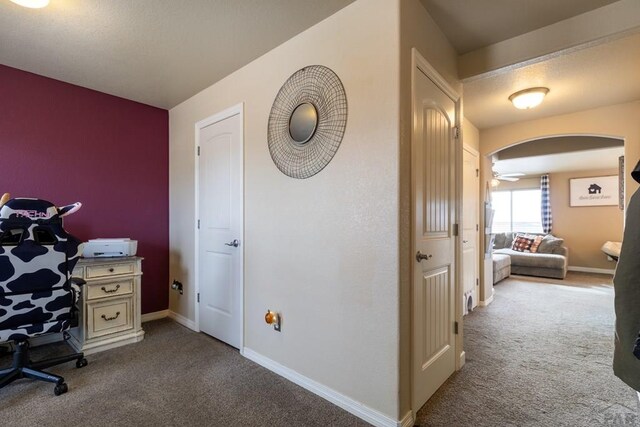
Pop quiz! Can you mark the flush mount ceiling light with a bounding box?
[10,0,49,8]
[509,87,549,110]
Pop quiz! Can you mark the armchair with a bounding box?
[0,196,88,395]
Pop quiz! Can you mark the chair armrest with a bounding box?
[69,277,86,287]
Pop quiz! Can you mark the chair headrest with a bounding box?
[0,198,82,222]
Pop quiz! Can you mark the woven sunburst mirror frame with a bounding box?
[267,65,348,179]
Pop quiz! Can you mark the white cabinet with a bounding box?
[69,257,144,355]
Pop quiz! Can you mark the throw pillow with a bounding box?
[538,235,564,254]
[530,235,544,253]
[512,234,534,252]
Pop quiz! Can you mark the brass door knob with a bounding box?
[265,310,278,325]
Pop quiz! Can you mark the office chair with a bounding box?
[0,196,88,395]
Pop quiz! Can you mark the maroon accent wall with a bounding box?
[0,64,169,314]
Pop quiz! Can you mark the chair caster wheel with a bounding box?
[76,358,88,368]
[54,383,68,396]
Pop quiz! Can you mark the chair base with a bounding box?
[0,339,87,395]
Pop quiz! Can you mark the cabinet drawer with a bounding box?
[86,279,133,301]
[86,262,134,279]
[87,297,132,339]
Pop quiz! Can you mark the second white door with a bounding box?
[197,110,242,349]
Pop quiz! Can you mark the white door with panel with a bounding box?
[198,112,242,349]
[412,67,457,411]
[462,147,479,312]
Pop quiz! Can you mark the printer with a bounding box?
[82,238,138,258]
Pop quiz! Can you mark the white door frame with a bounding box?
[462,144,480,311]
[411,47,463,412]
[194,103,244,353]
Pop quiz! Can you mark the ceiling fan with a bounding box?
[493,171,525,182]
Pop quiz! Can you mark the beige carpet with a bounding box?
[416,272,640,426]
[0,319,367,426]
[1,272,637,426]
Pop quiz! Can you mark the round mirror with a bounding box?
[289,103,318,144]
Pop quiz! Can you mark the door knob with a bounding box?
[225,239,239,247]
[416,251,432,262]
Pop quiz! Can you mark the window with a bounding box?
[492,189,543,233]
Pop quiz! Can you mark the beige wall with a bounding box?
[479,101,640,290]
[480,101,640,205]
[463,118,480,152]
[170,0,401,420]
[399,0,461,417]
[494,172,623,270]
[550,169,623,270]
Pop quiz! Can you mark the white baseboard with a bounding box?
[167,310,198,331]
[243,348,403,427]
[399,410,414,427]
[479,294,494,307]
[459,351,466,368]
[141,309,169,323]
[568,266,615,275]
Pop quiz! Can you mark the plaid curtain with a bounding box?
[541,174,552,233]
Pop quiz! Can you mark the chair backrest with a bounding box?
[0,198,83,339]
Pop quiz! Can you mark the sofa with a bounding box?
[493,232,569,279]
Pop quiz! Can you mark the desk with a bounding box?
[68,257,145,355]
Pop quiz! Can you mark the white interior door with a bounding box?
[462,147,479,312]
[197,110,242,349]
[412,66,457,411]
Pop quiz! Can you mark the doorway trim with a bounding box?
[410,47,463,414]
[462,144,480,314]
[193,102,245,353]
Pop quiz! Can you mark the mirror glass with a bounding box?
[289,103,318,144]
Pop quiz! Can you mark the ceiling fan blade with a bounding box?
[499,172,525,177]
[499,177,520,182]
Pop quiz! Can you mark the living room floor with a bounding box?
[416,272,639,426]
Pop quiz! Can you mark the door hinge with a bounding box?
[476,168,479,177]
[197,219,200,229]
[476,224,479,232]
[197,293,200,303]
[454,321,459,335]
[454,126,460,140]
[476,278,479,287]
[197,146,200,156]
[453,223,459,236]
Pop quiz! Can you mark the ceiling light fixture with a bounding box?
[10,0,49,8]
[509,87,549,110]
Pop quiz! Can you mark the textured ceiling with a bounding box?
[494,147,624,176]
[419,0,620,54]
[463,32,640,129]
[0,0,354,109]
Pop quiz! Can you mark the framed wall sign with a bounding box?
[569,175,618,207]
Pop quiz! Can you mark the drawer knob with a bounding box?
[108,268,115,273]
[101,284,121,294]
[101,311,120,321]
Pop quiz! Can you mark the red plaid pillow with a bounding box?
[530,235,544,253]
[511,234,534,252]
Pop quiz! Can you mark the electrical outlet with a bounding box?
[171,280,183,295]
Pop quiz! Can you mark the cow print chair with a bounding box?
[0,197,88,396]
